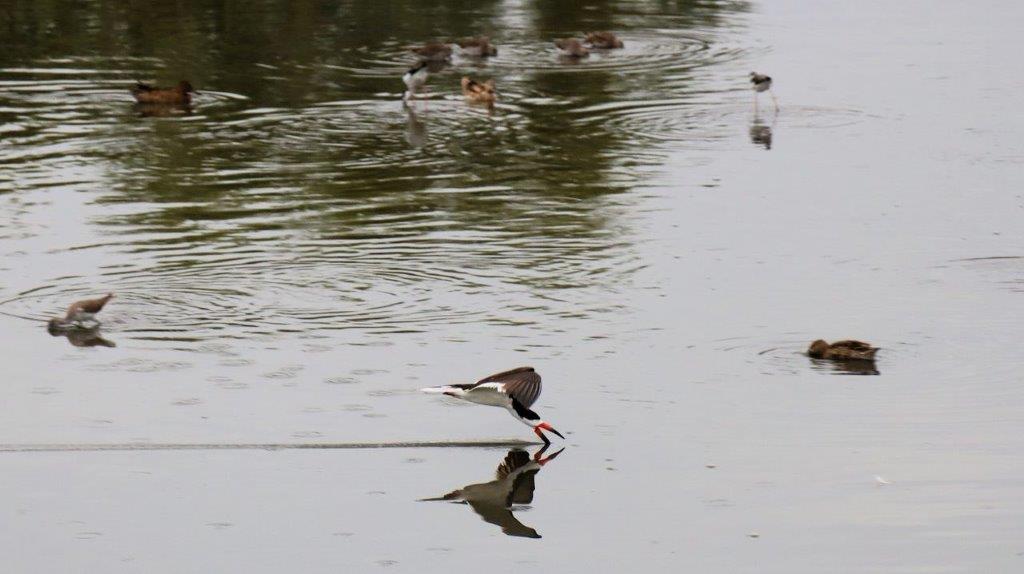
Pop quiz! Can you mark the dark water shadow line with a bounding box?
[0,440,540,453]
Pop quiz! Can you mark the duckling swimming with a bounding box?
[131,80,196,105]
[461,77,497,105]
[47,293,114,331]
[584,31,624,49]
[808,339,879,361]
[456,36,498,57]
[554,38,589,58]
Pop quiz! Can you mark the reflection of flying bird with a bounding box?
[423,447,563,538]
[421,366,565,444]
[47,293,114,331]
[749,72,778,112]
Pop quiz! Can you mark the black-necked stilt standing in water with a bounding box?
[47,292,114,332]
[422,446,563,538]
[749,71,777,112]
[421,366,565,444]
[402,61,431,101]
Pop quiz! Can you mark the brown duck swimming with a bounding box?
[456,36,497,57]
[584,31,624,49]
[411,42,453,62]
[808,339,879,361]
[131,80,196,105]
[461,77,497,105]
[554,38,589,58]
[48,293,114,331]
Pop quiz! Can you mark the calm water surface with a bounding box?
[2,0,1023,572]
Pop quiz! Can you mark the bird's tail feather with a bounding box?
[421,385,459,394]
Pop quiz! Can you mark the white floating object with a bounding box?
[874,475,891,486]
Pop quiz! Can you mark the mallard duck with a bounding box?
[554,38,589,58]
[411,42,453,62]
[131,80,195,105]
[584,31,624,49]
[808,339,879,361]
[47,293,114,331]
[456,36,497,57]
[461,77,497,104]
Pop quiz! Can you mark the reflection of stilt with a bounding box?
[422,446,564,538]
[403,102,427,148]
[748,111,774,150]
[48,325,116,348]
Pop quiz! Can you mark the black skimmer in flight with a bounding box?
[47,293,114,332]
[422,446,563,538]
[421,366,565,444]
[749,71,778,112]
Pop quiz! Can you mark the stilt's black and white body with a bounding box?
[749,71,778,111]
[402,62,431,101]
[421,366,565,444]
[423,446,563,538]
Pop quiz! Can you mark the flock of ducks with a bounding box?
[125,32,779,113]
[401,32,627,104]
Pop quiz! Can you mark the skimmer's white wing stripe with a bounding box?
[474,367,542,408]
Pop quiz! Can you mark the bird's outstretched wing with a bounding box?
[475,366,542,408]
[495,449,531,480]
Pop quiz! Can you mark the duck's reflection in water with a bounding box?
[133,103,193,118]
[749,112,774,150]
[809,357,879,376]
[47,324,116,348]
[423,446,564,539]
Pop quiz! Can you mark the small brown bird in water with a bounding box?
[131,80,196,105]
[461,77,497,105]
[584,31,624,49]
[456,36,498,57]
[808,339,879,361]
[749,71,778,111]
[411,42,453,62]
[48,293,114,331]
[554,38,589,58]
